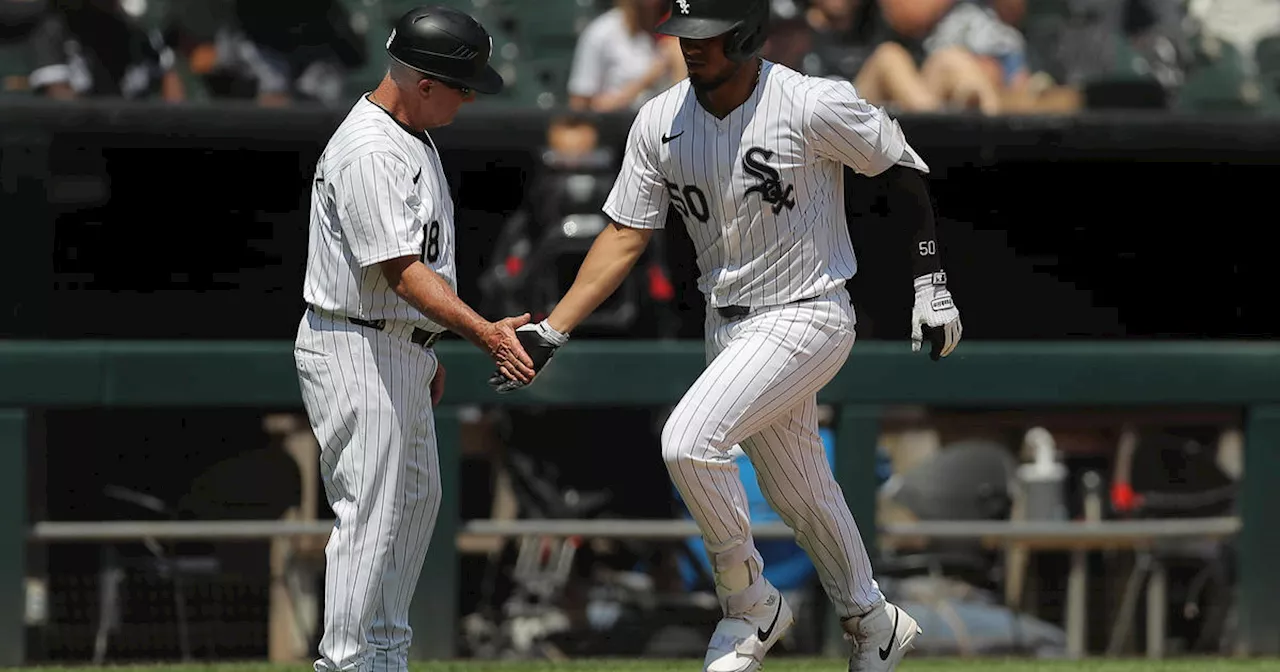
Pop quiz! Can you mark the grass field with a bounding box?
[15,659,1280,672]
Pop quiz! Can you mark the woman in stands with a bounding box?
[567,0,686,113]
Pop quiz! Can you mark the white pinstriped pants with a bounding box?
[295,309,441,672]
[662,288,883,618]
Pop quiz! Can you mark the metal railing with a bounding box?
[28,515,1240,661]
[29,516,1241,543]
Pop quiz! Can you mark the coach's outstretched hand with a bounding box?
[911,272,962,361]
[481,314,539,386]
[488,320,569,393]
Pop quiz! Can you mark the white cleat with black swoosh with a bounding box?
[703,584,794,672]
[843,601,921,672]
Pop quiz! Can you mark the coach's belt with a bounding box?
[715,295,827,320]
[715,305,753,319]
[309,306,443,347]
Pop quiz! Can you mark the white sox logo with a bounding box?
[677,0,691,14]
[743,147,796,214]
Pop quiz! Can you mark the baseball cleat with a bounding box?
[703,584,794,672]
[843,600,921,672]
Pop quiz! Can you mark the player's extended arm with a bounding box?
[381,255,536,383]
[548,222,654,334]
[877,164,962,360]
[487,222,654,393]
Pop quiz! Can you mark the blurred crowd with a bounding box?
[2,0,1279,115]
[0,0,366,105]
[567,0,1280,116]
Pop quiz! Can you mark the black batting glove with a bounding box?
[488,320,568,393]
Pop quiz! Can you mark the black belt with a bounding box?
[714,295,830,320]
[310,306,443,347]
[716,305,753,319]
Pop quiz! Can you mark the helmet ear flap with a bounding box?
[722,17,767,62]
[722,28,742,62]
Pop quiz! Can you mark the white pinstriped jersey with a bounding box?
[302,95,456,333]
[603,60,928,308]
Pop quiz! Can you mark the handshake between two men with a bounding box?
[487,320,569,394]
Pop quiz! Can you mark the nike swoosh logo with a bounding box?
[661,131,684,144]
[756,601,781,642]
[413,168,422,184]
[879,607,900,661]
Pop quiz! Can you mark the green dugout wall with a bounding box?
[0,340,1278,663]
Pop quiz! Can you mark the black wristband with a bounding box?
[877,165,943,278]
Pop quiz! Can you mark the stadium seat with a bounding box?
[1255,34,1280,94]
[1080,37,1169,110]
[480,0,597,59]
[0,39,32,96]
[1176,35,1261,113]
[1251,35,1280,115]
[510,56,573,109]
[91,485,221,664]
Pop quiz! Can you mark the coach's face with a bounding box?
[681,34,736,91]
[416,77,476,128]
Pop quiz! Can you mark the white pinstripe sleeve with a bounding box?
[602,110,670,230]
[335,152,426,267]
[808,80,929,177]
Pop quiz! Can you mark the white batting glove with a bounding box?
[911,272,962,361]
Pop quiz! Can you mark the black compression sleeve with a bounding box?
[878,164,942,278]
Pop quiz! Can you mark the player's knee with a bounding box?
[660,412,703,468]
[660,411,726,472]
[660,415,686,467]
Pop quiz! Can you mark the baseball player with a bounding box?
[490,1,962,671]
[294,7,536,671]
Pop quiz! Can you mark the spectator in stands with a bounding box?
[567,0,686,112]
[761,0,995,113]
[1191,0,1280,66]
[872,0,1010,113]
[28,0,182,101]
[765,0,943,112]
[545,112,605,166]
[880,0,1082,113]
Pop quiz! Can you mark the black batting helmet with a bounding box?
[656,0,770,63]
[386,5,504,94]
